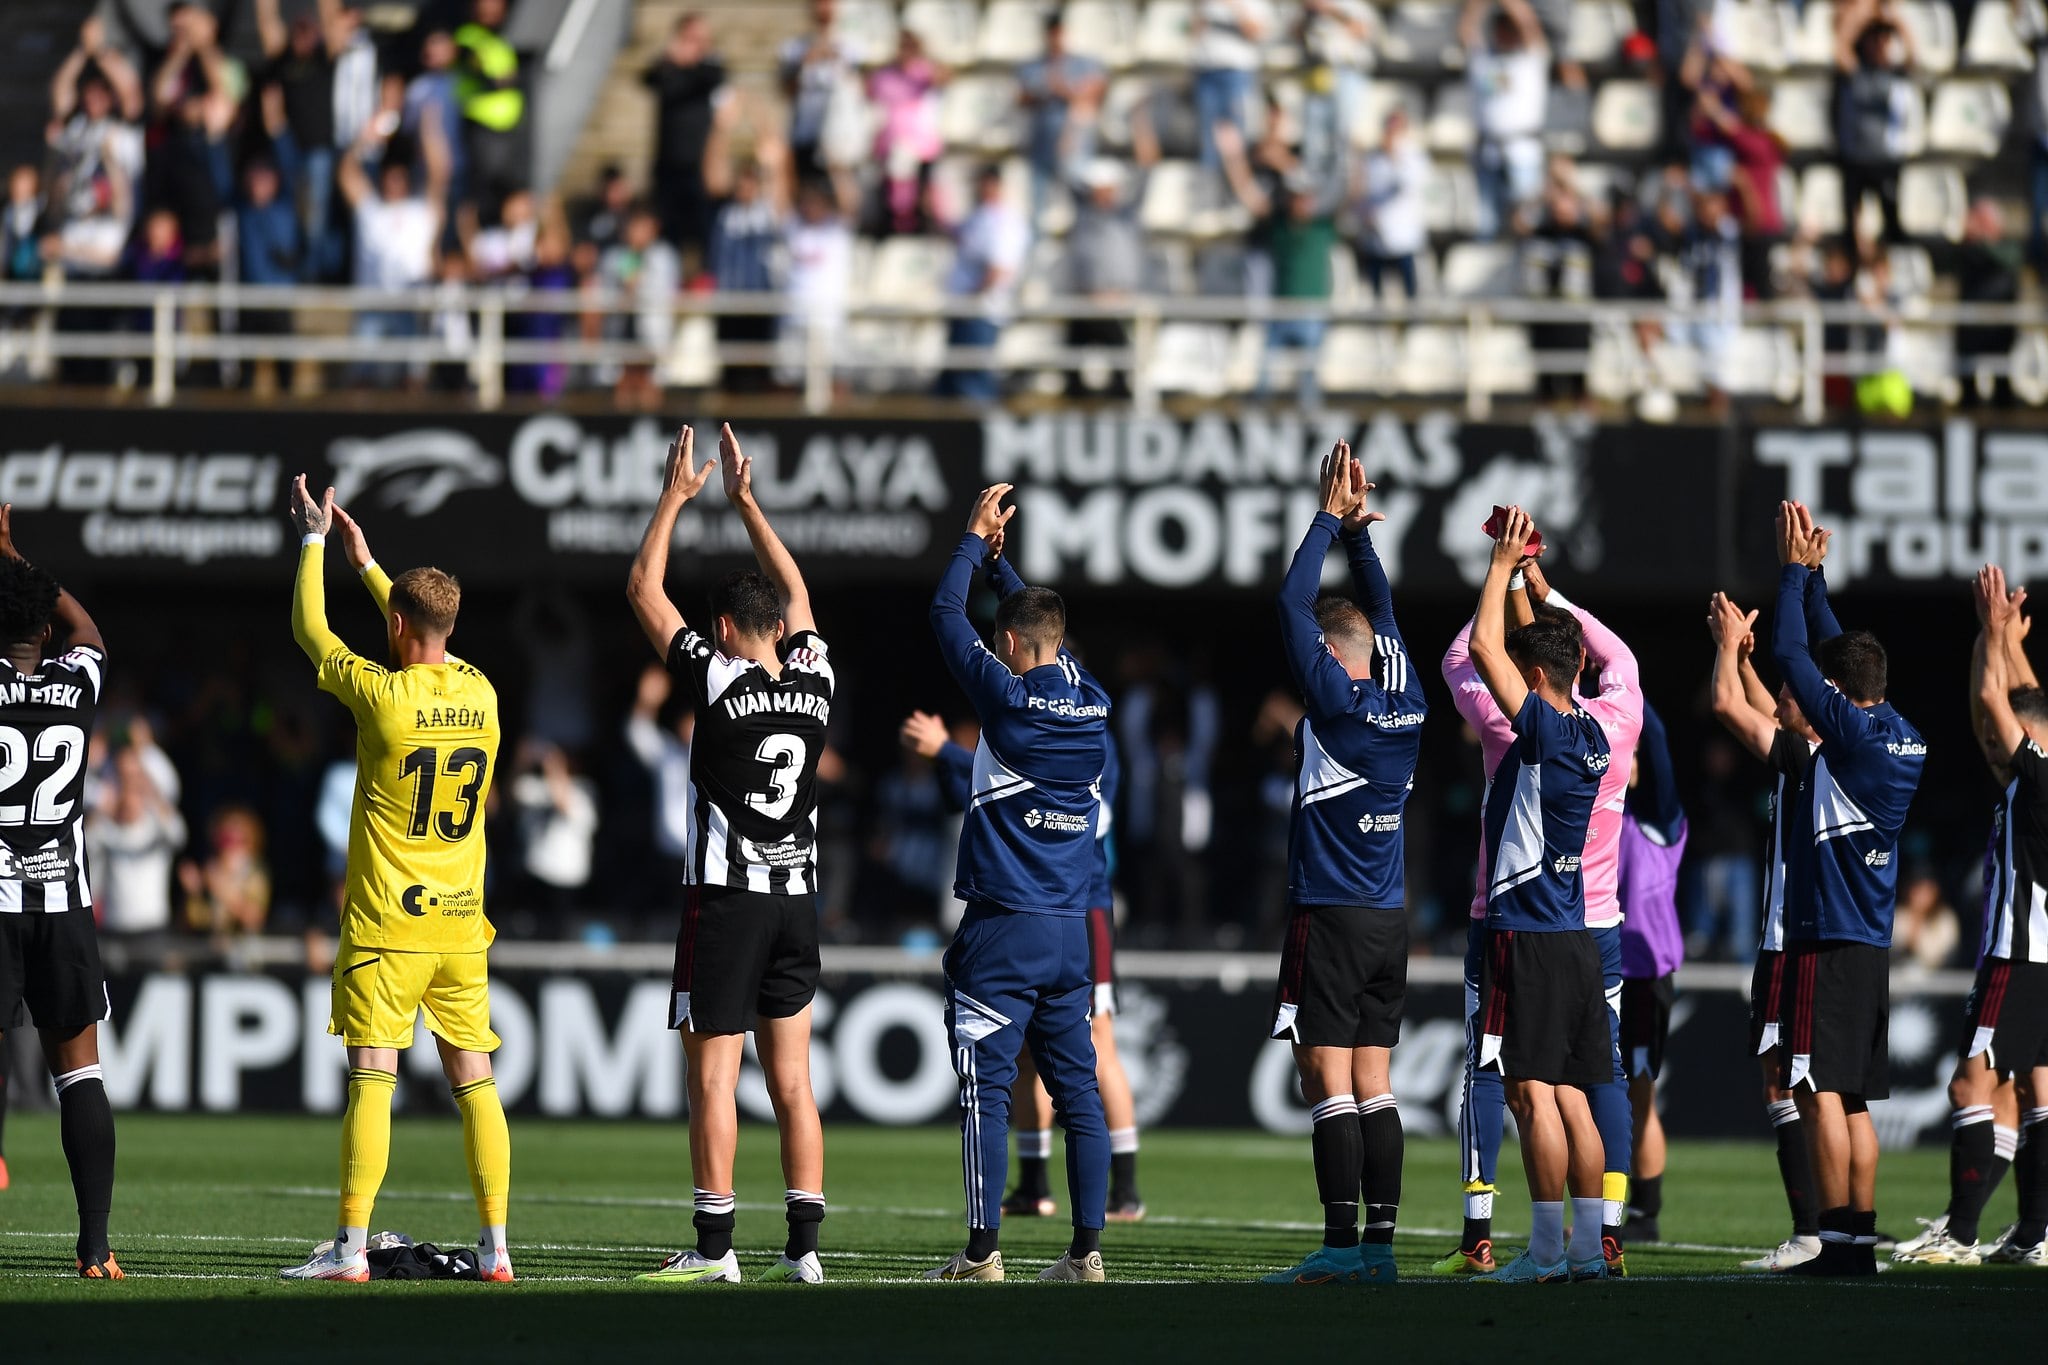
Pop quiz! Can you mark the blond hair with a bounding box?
[390,567,461,637]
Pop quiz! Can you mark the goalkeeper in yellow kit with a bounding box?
[279,475,511,1283]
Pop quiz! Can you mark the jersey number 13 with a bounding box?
[399,745,489,841]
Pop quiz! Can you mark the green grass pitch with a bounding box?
[0,1115,2036,1362]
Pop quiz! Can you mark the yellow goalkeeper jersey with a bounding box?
[293,540,500,954]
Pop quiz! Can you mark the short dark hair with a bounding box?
[1314,597,1373,653]
[1505,619,1582,694]
[0,557,61,647]
[1530,602,1583,650]
[711,570,782,639]
[1818,630,1888,703]
[995,586,1065,654]
[2011,686,2048,727]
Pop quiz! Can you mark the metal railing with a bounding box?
[2,279,2041,420]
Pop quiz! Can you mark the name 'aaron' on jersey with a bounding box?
[667,626,836,894]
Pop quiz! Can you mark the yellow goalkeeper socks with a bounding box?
[453,1076,511,1237]
[339,1068,397,1236]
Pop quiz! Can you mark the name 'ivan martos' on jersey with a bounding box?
[293,541,501,953]
[666,625,834,894]
[932,536,1107,917]
[1277,511,1426,908]
[1771,563,1925,947]
[0,641,103,913]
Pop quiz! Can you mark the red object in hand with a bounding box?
[1482,505,1545,554]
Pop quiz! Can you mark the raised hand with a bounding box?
[899,710,949,759]
[1318,441,1362,521]
[1776,501,1816,568]
[1708,591,1759,654]
[1491,505,1534,571]
[0,503,19,562]
[967,484,1016,541]
[288,474,334,539]
[1976,564,2005,628]
[331,503,373,571]
[662,424,716,505]
[1342,456,1384,533]
[718,422,754,508]
[1522,556,1552,601]
[986,525,1006,561]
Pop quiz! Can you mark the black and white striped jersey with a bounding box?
[1758,730,1818,954]
[666,626,833,894]
[0,644,104,914]
[1984,739,2048,964]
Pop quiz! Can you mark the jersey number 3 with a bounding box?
[746,733,806,820]
[400,745,489,841]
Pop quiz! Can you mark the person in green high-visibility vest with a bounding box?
[454,0,523,219]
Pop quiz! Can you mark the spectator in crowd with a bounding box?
[2021,0,2048,269]
[866,30,947,238]
[1520,161,1596,404]
[780,0,862,177]
[599,201,681,409]
[1299,0,1379,184]
[1681,734,1762,963]
[934,165,1030,401]
[1951,198,2021,406]
[511,221,577,397]
[704,102,781,391]
[1679,19,1753,193]
[779,161,854,391]
[1192,0,1276,172]
[1463,0,1552,240]
[1219,123,1336,407]
[1674,187,1743,409]
[1692,83,1785,297]
[1059,125,1154,398]
[256,0,354,283]
[406,27,468,244]
[338,117,446,386]
[1892,872,1960,971]
[454,0,525,219]
[644,12,727,262]
[471,186,538,281]
[1232,90,1302,298]
[48,17,145,202]
[179,805,272,946]
[86,744,187,949]
[1018,11,1108,222]
[868,736,954,934]
[5,167,45,285]
[511,742,600,917]
[624,664,695,895]
[1835,6,1917,244]
[577,163,636,252]
[1355,108,1429,301]
[233,89,305,394]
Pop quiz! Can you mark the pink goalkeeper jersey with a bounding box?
[1442,596,1644,927]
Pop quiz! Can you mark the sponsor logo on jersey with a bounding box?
[1366,711,1426,729]
[402,883,482,918]
[1584,752,1612,773]
[738,835,816,868]
[1863,849,1892,868]
[1553,855,1583,875]
[1358,813,1403,834]
[1023,808,1091,834]
[1887,741,1928,757]
[1025,696,1110,719]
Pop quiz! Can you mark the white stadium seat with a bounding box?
[1261,0,1308,69]
[868,236,955,308]
[939,74,1024,152]
[1790,2,1838,68]
[1891,323,1960,400]
[1591,80,1660,151]
[835,1,901,61]
[1722,326,1802,401]
[1063,0,1141,67]
[1426,83,1475,154]
[1898,2,1959,74]
[1587,318,1644,401]
[1318,325,1402,396]
[1964,0,2037,70]
[1385,3,1465,68]
[1136,0,1195,64]
[1768,78,1836,153]
[1927,77,2013,157]
[1440,241,1517,298]
[1716,2,1789,73]
[901,0,982,66]
[979,0,1050,65]
[1397,324,1465,394]
[1146,321,1234,396]
[1565,1,1633,66]
[1899,163,1968,239]
[1797,162,1846,236]
[1350,80,1426,149]
[1887,244,1935,301]
[1139,159,1200,233]
[659,315,720,389]
[1426,158,1479,235]
[1473,324,1536,395]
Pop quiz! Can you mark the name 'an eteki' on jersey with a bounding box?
[0,644,104,913]
[666,626,836,895]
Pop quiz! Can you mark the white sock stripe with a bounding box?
[1356,1093,1397,1113]
[1310,1094,1358,1124]
[784,1189,825,1205]
[1766,1099,1800,1127]
[692,1190,737,1214]
[2024,1107,2048,1128]
[54,1063,103,1093]
[1953,1105,1995,1128]
[1993,1126,2019,1159]
[1108,1126,1139,1154]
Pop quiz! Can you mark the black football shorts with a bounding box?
[1271,903,1408,1049]
[0,909,111,1032]
[670,887,821,1034]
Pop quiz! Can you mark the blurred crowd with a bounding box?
[4,0,2040,408]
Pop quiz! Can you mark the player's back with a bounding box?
[1797,704,1923,946]
[331,653,500,952]
[1484,697,1611,932]
[959,656,1109,917]
[0,644,103,913]
[1288,673,1426,910]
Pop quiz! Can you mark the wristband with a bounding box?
[359,559,378,578]
[1508,570,1525,591]
[302,532,325,547]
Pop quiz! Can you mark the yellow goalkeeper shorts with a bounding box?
[329,936,500,1053]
